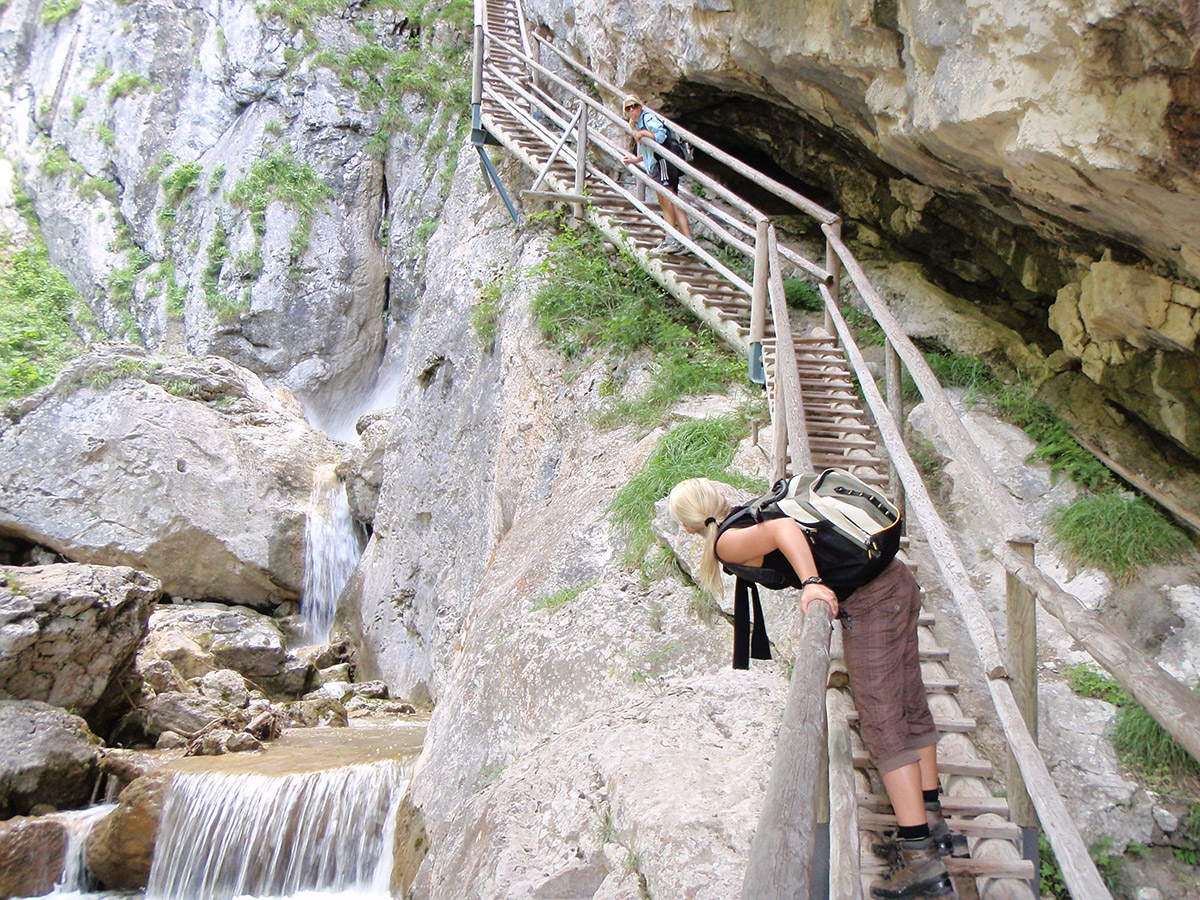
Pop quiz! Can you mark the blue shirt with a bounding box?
[636,110,668,175]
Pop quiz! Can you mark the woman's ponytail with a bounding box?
[667,478,730,600]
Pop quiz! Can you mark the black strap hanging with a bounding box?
[732,577,772,669]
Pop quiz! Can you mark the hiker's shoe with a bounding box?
[929,813,970,859]
[672,239,693,255]
[869,837,953,900]
[648,238,675,256]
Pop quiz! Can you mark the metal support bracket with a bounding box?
[472,105,520,228]
[748,341,766,385]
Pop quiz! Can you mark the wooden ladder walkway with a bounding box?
[477,1,1036,897]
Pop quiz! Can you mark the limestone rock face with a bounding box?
[0,564,159,715]
[0,700,101,817]
[0,350,347,608]
[85,771,169,890]
[0,0,406,409]
[0,816,67,900]
[1049,258,1200,455]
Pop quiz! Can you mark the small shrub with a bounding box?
[1089,836,1124,891]
[1038,832,1069,900]
[41,0,80,25]
[161,161,202,204]
[108,72,154,103]
[1066,663,1127,707]
[71,96,86,120]
[88,66,113,89]
[228,146,332,261]
[472,280,502,350]
[783,277,821,312]
[41,146,72,178]
[95,123,116,149]
[609,414,764,565]
[530,578,597,613]
[207,165,225,193]
[1048,493,1190,584]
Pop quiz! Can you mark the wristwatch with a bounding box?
[801,576,823,587]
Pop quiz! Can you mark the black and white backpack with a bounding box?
[716,469,902,668]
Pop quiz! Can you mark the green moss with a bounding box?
[161,161,202,204]
[0,223,86,402]
[207,165,226,193]
[41,0,80,25]
[228,146,332,262]
[89,66,113,89]
[95,123,116,149]
[530,578,597,613]
[1048,494,1190,584]
[472,278,503,351]
[41,146,74,178]
[79,178,119,202]
[88,358,159,390]
[108,72,154,104]
[70,96,86,120]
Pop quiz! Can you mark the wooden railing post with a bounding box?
[741,603,834,900]
[823,220,841,335]
[772,378,789,484]
[1006,539,1040,893]
[573,100,588,225]
[885,341,906,525]
[749,218,769,384]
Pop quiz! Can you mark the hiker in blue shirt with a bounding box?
[621,94,693,256]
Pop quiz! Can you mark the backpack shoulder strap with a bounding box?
[732,577,772,670]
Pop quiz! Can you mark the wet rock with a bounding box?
[309,681,354,703]
[353,680,389,700]
[144,692,237,739]
[0,701,102,818]
[257,655,313,698]
[225,732,262,753]
[297,641,349,672]
[0,564,159,716]
[196,729,235,756]
[314,663,352,686]
[280,696,349,728]
[98,749,160,795]
[86,771,169,890]
[245,709,285,742]
[196,670,250,709]
[155,732,187,751]
[0,816,67,899]
[0,352,347,609]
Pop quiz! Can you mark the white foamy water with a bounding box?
[51,804,117,895]
[301,464,365,644]
[146,760,409,900]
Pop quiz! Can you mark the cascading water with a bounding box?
[301,464,365,644]
[146,760,409,900]
[51,804,116,895]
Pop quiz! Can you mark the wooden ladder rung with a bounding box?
[851,753,990,778]
[858,794,1006,817]
[861,858,1035,880]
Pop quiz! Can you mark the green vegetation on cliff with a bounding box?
[0,193,87,402]
[532,221,744,429]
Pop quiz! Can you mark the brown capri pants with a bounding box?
[840,558,939,775]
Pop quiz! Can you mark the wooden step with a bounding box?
[858,794,1006,817]
[860,812,1019,841]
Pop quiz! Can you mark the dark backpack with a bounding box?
[716,469,902,668]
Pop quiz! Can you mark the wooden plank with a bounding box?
[857,794,1007,817]
[861,858,1036,880]
[851,753,990,778]
[828,690,864,900]
[859,812,1019,841]
[740,604,835,900]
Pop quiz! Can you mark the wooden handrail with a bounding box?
[767,226,811,474]
[817,290,1112,900]
[740,603,834,900]
[531,31,841,226]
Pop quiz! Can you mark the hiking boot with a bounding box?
[929,811,970,858]
[672,239,693,256]
[648,237,676,256]
[869,837,953,900]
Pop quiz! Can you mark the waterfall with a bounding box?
[146,760,409,900]
[301,464,365,644]
[51,804,116,895]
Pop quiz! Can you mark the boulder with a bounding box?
[144,693,238,739]
[0,816,67,899]
[0,564,159,716]
[257,655,314,698]
[280,696,349,728]
[86,771,169,890]
[140,604,286,681]
[196,670,250,708]
[0,351,348,610]
[0,701,101,818]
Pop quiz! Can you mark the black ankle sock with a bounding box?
[898,823,930,841]
[923,789,940,805]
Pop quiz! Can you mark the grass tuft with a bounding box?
[609,414,764,565]
[1066,663,1200,784]
[532,221,743,429]
[41,0,80,25]
[228,146,332,262]
[530,578,598,613]
[1048,494,1191,584]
